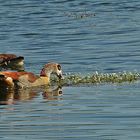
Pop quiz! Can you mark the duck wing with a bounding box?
[0,72,39,83]
[0,54,17,64]
[0,54,24,71]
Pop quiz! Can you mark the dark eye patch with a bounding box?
[59,91,63,95]
[57,64,61,70]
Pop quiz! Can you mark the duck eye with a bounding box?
[57,64,61,70]
[59,91,63,95]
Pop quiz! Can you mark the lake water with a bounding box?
[0,0,140,139]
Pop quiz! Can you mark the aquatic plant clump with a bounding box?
[51,72,140,86]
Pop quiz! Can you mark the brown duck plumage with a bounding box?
[0,63,63,89]
[0,54,24,71]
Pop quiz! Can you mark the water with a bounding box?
[0,0,140,139]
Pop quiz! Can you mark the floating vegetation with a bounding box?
[51,72,140,86]
[64,11,96,19]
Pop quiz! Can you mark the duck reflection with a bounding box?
[42,86,63,100]
[0,86,63,105]
[0,89,15,105]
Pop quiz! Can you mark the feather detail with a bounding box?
[0,62,63,89]
[0,54,24,71]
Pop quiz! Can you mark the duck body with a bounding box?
[0,54,24,71]
[0,63,63,89]
[17,74,50,88]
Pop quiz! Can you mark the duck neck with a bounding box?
[40,68,51,79]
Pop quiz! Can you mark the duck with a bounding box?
[0,54,24,71]
[0,63,63,89]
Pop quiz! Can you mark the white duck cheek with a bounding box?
[57,70,62,75]
[57,70,64,79]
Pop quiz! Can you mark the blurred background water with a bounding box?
[0,0,140,139]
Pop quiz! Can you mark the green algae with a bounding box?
[51,72,140,86]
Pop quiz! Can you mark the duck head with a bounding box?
[40,63,63,80]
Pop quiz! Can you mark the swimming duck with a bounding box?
[0,63,63,89]
[0,54,24,71]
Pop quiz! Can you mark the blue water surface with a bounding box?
[0,0,140,139]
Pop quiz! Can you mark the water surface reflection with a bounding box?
[0,86,63,105]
